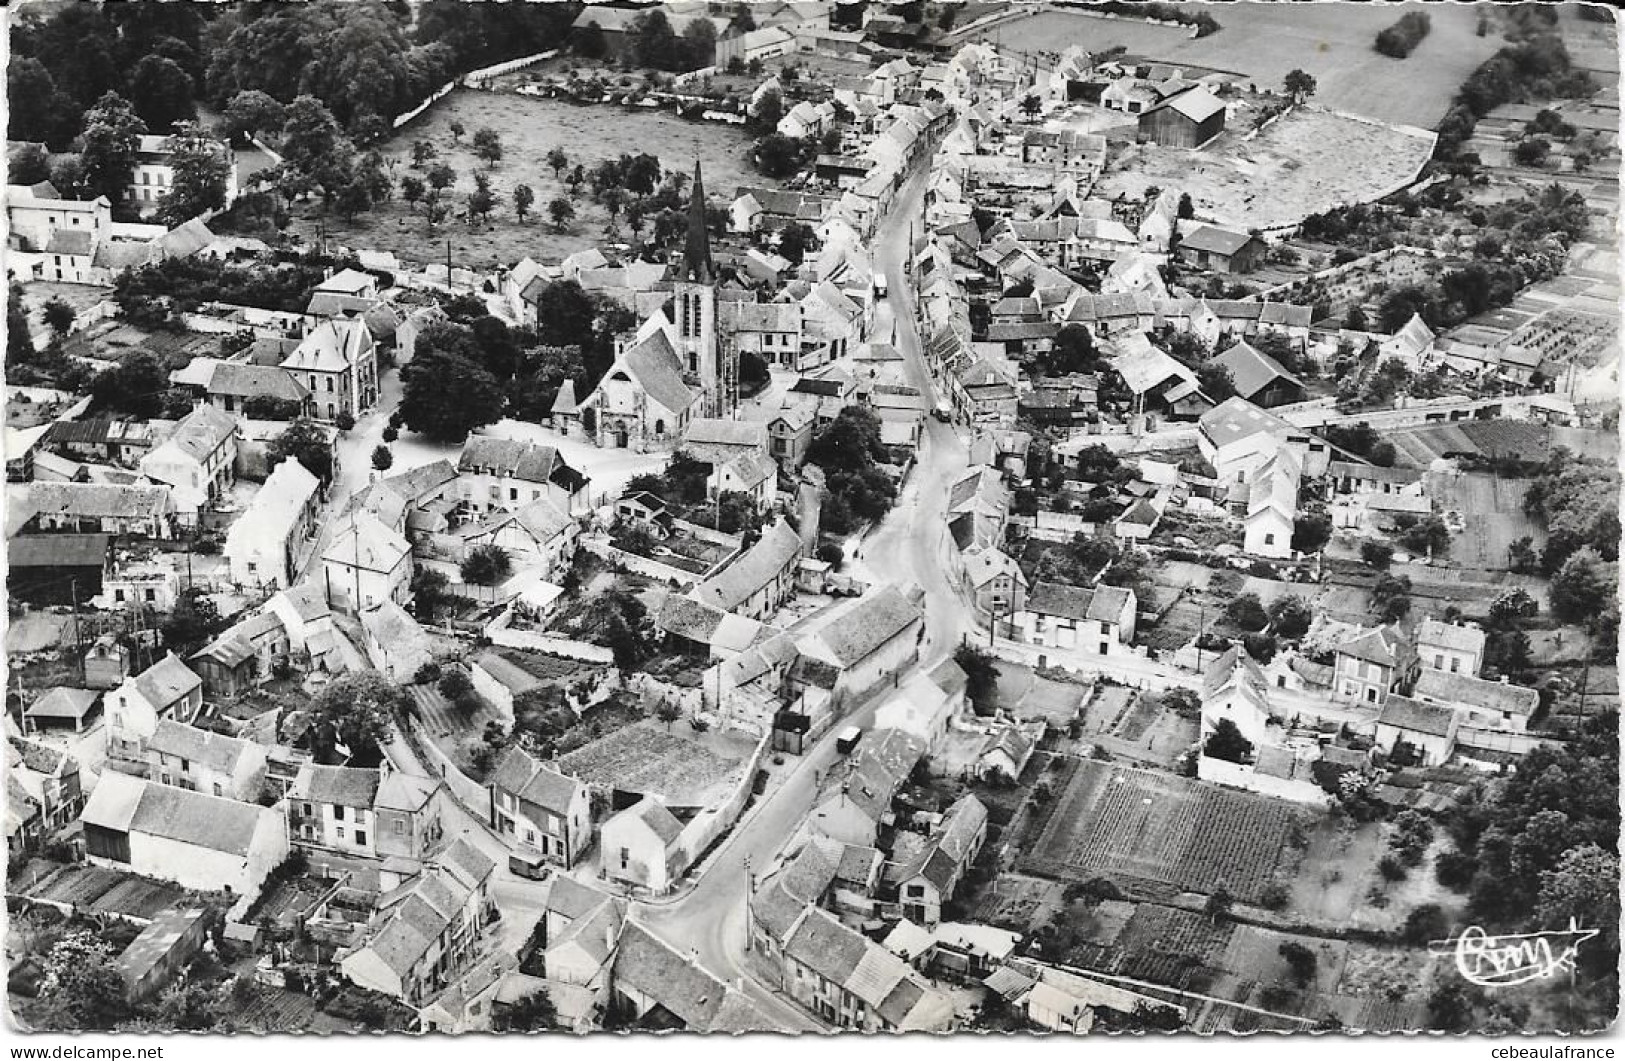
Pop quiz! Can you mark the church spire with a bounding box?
[682,160,714,285]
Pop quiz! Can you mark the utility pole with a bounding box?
[69,579,84,682]
[446,238,454,291]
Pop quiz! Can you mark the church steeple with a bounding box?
[682,160,714,285]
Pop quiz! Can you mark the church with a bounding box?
[570,163,740,449]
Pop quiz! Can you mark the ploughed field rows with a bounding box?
[1021,760,1296,904]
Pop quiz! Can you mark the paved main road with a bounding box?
[638,152,986,1031]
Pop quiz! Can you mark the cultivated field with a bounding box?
[558,719,747,806]
[1425,471,1545,571]
[1100,104,1435,232]
[975,2,1501,127]
[284,88,771,270]
[1021,760,1303,903]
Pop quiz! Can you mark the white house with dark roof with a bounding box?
[105,652,204,763]
[138,405,240,517]
[288,762,447,868]
[1244,446,1301,559]
[776,904,956,1030]
[280,317,378,422]
[572,326,701,450]
[1413,669,1539,735]
[1375,694,1459,765]
[145,719,267,802]
[687,517,802,622]
[1332,625,1417,707]
[455,497,578,581]
[456,436,591,516]
[1014,582,1138,655]
[321,511,412,613]
[486,745,592,869]
[1416,618,1486,678]
[80,772,289,896]
[339,838,494,1008]
[600,797,685,893]
[792,584,925,709]
[609,919,772,1032]
[891,794,987,927]
[1175,223,1266,274]
[1196,396,1303,490]
[226,457,321,591]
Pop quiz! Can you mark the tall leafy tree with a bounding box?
[222,89,286,143]
[128,54,197,132]
[155,123,232,226]
[79,92,148,203]
[400,347,504,443]
[268,418,335,485]
[7,58,77,148]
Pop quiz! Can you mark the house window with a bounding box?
[334,805,346,821]
[144,589,155,602]
[115,590,126,602]
[180,758,190,772]
[356,830,367,846]
[303,803,313,816]
[620,847,630,869]
[1264,533,1275,545]
[1434,654,1445,670]
[1366,687,1378,703]
[213,783,223,796]
[1099,621,1111,635]
[336,826,346,839]
[1450,658,1461,674]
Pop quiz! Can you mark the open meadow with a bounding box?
[284,88,772,270]
[973,2,1502,127]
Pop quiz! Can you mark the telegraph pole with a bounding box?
[446,238,454,291]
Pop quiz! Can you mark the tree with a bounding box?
[472,127,503,165]
[1225,593,1269,633]
[1283,69,1317,104]
[309,672,402,763]
[1536,845,1619,939]
[1204,718,1254,765]
[9,142,51,186]
[222,89,284,143]
[493,989,559,1032]
[411,139,437,168]
[90,351,168,419]
[548,196,575,232]
[449,119,466,142]
[371,445,393,471]
[8,57,77,149]
[427,161,457,193]
[42,298,76,337]
[1291,511,1332,555]
[1402,903,1451,946]
[128,54,195,131]
[401,175,425,211]
[777,223,816,265]
[438,668,474,702]
[1267,595,1313,639]
[546,147,569,179]
[468,183,497,224]
[1197,361,1236,401]
[79,91,148,202]
[752,87,784,133]
[584,589,653,669]
[1360,540,1394,570]
[512,183,535,222]
[753,133,804,179]
[1203,887,1234,920]
[1036,324,1101,377]
[411,567,452,624]
[162,586,228,657]
[400,348,504,444]
[1397,515,1451,559]
[155,122,232,226]
[1278,941,1316,988]
[1513,137,1552,166]
[461,543,512,586]
[1550,547,1615,625]
[1177,193,1195,220]
[955,644,1000,717]
[38,933,129,1030]
[268,418,335,484]
[1020,93,1043,120]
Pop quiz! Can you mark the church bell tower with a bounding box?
[673,162,734,417]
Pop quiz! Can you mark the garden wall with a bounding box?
[1198,754,1331,807]
[580,536,701,586]
[404,717,491,820]
[485,609,614,664]
[463,49,561,88]
[671,731,772,885]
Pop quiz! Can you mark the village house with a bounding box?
[22,686,100,735]
[542,877,625,1026]
[280,317,379,423]
[1138,85,1228,147]
[25,482,176,539]
[105,653,204,764]
[687,518,803,622]
[188,608,290,698]
[1375,694,1460,766]
[6,534,112,607]
[791,585,926,711]
[288,762,448,871]
[456,436,591,517]
[145,720,268,802]
[81,772,289,896]
[137,405,239,517]
[487,745,592,870]
[1416,618,1487,677]
[961,547,1028,619]
[1210,341,1307,408]
[891,794,988,927]
[339,839,495,1009]
[1327,460,1425,496]
[1177,224,1266,275]
[322,511,413,614]
[609,920,771,1032]
[1243,448,1302,559]
[600,797,686,894]
[1196,396,1315,490]
[457,498,579,582]
[1332,626,1418,707]
[126,133,238,216]
[1413,669,1539,735]
[975,726,1037,783]
[776,905,956,1031]
[226,457,323,591]
[806,728,925,847]
[359,599,435,684]
[265,583,342,670]
[874,661,969,756]
[7,737,83,837]
[1014,582,1138,656]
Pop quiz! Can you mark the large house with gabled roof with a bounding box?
[486,745,591,869]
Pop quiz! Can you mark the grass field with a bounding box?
[974,2,1502,127]
[1425,471,1545,571]
[1021,759,1303,903]
[1099,103,1435,231]
[284,88,771,270]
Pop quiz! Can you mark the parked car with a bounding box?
[508,848,549,881]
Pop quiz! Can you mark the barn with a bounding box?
[1138,85,1227,148]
